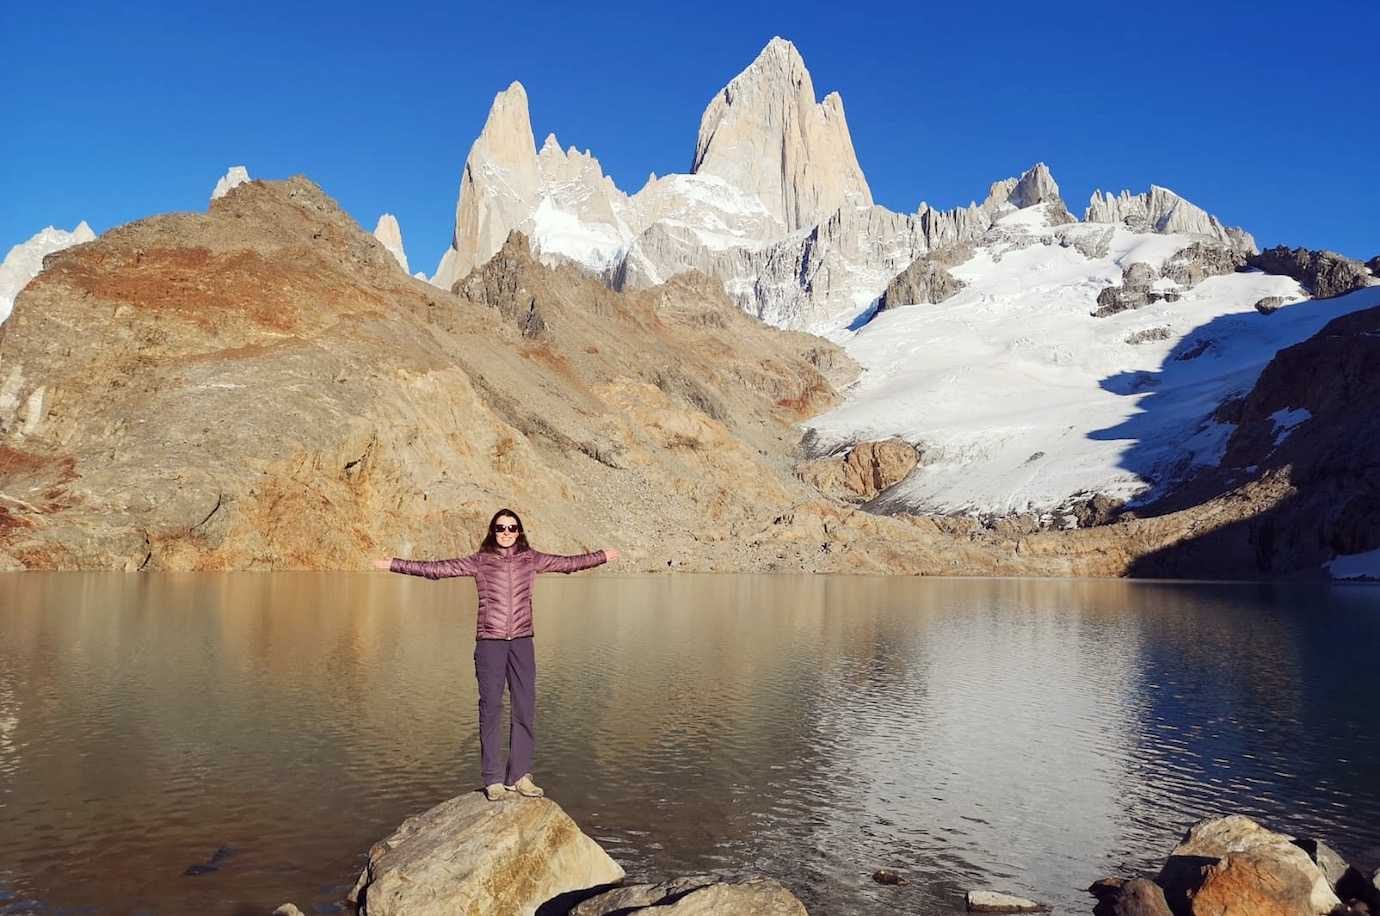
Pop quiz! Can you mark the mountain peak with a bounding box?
[372,214,409,273]
[210,166,251,202]
[433,81,542,288]
[1085,184,1256,253]
[691,37,871,232]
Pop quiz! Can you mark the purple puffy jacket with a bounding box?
[389,545,607,640]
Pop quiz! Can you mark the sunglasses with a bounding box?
[493,524,520,534]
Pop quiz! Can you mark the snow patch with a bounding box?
[1327,548,1380,581]
[1269,407,1312,446]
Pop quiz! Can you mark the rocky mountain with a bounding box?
[690,36,872,233]
[425,39,1258,337]
[211,165,251,201]
[1085,185,1256,253]
[0,221,96,323]
[372,213,410,273]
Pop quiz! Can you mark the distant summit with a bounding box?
[691,36,872,233]
[0,221,96,323]
[211,165,251,201]
[426,38,1255,333]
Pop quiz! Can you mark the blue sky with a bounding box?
[5,0,1377,271]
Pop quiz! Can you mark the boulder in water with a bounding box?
[1155,815,1341,916]
[347,792,624,916]
[572,874,808,915]
[1089,877,1173,916]
[966,890,1050,912]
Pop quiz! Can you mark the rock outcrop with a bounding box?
[1092,262,1177,317]
[1084,185,1256,254]
[1367,255,1380,276]
[877,244,971,309]
[965,891,1050,912]
[572,875,808,915]
[691,37,871,234]
[1155,816,1340,916]
[1246,246,1371,299]
[210,165,250,201]
[347,792,623,916]
[1159,242,1247,287]
[982,162,1065,212]
[372,214,409,273]
[1254,295,1285,315]
[1089,878,1173,916]
[0,221,96,323]
[796,438,919,501]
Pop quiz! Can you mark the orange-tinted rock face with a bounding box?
[1189,853,1314,916]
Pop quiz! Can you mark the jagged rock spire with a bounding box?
[211,166,250,202]
[692,37,872,233]
[434,81,541,289]
[372,214,409,273]
[1085,185,1256,253]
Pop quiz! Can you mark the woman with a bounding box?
[373,508,619,801]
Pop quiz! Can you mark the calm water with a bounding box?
[1,573,1378,915]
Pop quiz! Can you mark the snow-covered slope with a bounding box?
[0,222,97,323]
[806,206,1380,516]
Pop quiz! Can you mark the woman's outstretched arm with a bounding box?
[533,547,619,574]
[372,554,481,579]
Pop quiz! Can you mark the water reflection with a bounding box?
[0,573,1376,914]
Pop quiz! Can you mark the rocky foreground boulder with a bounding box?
[1155,815,1340,915]
[1092,814,1380,916]
[347,792,623,916]
[571,874,808,915]
[334,791,809,916]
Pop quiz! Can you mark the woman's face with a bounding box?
[493,515,520,549]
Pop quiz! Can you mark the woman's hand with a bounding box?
[371,558,393,571]
[603,548,620,562]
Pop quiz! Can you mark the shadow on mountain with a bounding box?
[1087,292,1380,578]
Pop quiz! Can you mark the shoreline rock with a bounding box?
[339,791,809,916]
[967,890,1050,912]
[347,792,623,916]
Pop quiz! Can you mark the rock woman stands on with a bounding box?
[372,508,619,800]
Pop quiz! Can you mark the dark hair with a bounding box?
[480,507,530,553]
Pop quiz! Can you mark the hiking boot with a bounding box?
[504,774,544,797]
[484,783,508,801]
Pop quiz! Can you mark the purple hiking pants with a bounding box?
[473,637,536,786]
